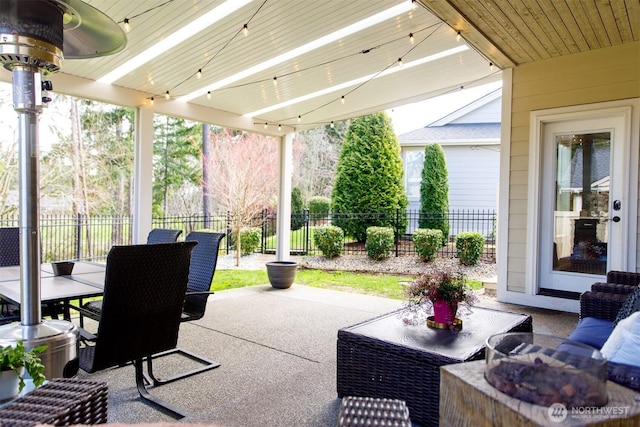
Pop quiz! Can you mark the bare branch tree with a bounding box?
[204,129,278,266]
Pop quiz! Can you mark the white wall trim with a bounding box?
[496,68,512,301]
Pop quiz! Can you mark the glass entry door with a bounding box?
[539,113,630,294]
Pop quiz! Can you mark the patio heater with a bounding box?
[0,0,125,379]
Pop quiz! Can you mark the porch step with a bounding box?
[482,276,497,297]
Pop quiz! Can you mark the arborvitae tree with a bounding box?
[419,143,449,243]
[331,112,408,242]
[290,186,305,231]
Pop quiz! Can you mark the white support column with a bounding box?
[276,133,294,261]
[133,105,154,244]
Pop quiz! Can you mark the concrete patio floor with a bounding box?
[73,281,579,426]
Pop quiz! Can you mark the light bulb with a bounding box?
[489,62,494,71]
[123,18,130,33]
[456,31,461,42]
[409,33,414,44]
[411,0,417,10]
[165,91,170,100]
[278,124,282,131]
[207,91,211,100]
[297,115,301,123]
[264,122,268,129]
[150,97,154,105]
[197,69,202,79]
[273,77,278,86]
[330,121,334,128]
[341,96,345,104]
[397,58,403,67]
[243,24,249,37]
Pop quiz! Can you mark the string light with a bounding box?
[341,96,345,104]
[330,121,334,128]
[489,62,494,71]
[197,69,202,79]
[123,18,130,33]
[411,0,417,10]
[150,97,154,105]
[165,91,170,100]
[456,31,461,42]
[297,115,301,123]
[207,91,211,100]
[278,124,282,131]
[243,24,249,36]
[263,122,268,129]
[397,57,403,67]
[409,33,414,44]
[273,76,278,86]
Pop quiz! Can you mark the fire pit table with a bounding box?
[337,306,532,427]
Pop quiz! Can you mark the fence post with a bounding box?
[304,208,310,255]
[226,211,231,255]
[395,209,399,258]
[261,208,268,254]
[75,213,82,260]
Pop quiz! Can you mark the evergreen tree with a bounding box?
[331,112,407,242]
[419,143,449,243]
[291,186,305,231]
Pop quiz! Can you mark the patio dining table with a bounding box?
[0,261,105,320]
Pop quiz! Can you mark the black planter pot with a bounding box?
[265,261,298,289]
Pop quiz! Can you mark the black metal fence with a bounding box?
[0,209,496,263]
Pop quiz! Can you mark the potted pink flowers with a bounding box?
[403,268,477,330]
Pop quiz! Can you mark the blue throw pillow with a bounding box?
[567,316,614,349]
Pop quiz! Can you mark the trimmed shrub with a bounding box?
[240,227,261,255]
[314,225,344,258]
[308,196,330,219]
[455,231,485,266]
[366,226,394,260]
[413,228,444,262]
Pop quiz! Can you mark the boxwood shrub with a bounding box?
[455,231,485,266]
[366,226,394,260]
[412,228,444,261]
[313,225,344,258]
[240,227,261,255]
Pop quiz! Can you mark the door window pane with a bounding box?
[553,132,610,275]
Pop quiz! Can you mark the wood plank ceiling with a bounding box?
[420,0,640,69]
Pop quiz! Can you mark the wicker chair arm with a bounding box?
[606,271,640,287]
[579,291,629,321]
[607,361,640,392]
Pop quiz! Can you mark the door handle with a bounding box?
[611,216,621,223]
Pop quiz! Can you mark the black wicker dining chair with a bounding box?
[146,228,182,244]
[145,231,225,385]
[0,227,20,324]
[76,241,197,419]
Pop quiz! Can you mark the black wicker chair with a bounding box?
[76,241,197,419]
[145,231,225,385]
[0,227,20,324]
[146,228,182,244]
[578,275,640,392]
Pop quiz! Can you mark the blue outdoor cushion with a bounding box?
[567,316,614,350]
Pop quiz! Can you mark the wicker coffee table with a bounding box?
[337,306,532,427]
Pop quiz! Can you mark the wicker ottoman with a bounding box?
[0,378,108,426]
[337,306,532,427]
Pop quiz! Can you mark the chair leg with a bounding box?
[133,359,188,419]
[145,347,221,386]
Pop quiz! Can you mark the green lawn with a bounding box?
[212,268,482,300]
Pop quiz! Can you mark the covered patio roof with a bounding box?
[2,1,637,135]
